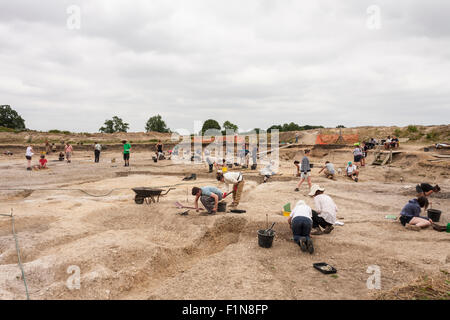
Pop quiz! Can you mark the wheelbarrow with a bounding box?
[132,187,175,204]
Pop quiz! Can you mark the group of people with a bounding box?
[384,136,400,149]
[293,149,360,190]
[25,142,74,170]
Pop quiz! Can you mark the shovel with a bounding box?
[263,222,276,235]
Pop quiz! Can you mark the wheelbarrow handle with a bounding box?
[161,187,176,195]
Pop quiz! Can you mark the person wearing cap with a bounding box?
[287,200,314,254]
[345,161,359,182]
[192,186,225,214]
[353,143,363,167]
[217,171,244,207]
[309,185,337,235]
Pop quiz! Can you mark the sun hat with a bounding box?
[348,161,352,165]
[308,184,325,197]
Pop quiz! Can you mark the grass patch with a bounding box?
[376,273,450,300]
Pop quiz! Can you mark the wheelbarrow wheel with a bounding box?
[135,196,144,204]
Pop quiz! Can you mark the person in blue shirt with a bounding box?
[192,186,225,214]
[399,196,432,231]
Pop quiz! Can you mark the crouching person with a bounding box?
[309,184,337,235]
[192,186,224,215]
[399,196,432,231]
[288,200,314,254]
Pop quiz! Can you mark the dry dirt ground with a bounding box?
[0,145,449,300]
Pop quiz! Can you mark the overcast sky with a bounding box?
[0,0,449,133]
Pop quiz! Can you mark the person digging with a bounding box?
[216,171,244,208]
[308,184,337,235]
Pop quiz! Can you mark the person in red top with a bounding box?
[38,154,48,169]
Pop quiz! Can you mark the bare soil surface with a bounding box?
[0,143,449,300]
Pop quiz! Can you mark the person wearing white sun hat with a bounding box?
[309,184,338,235]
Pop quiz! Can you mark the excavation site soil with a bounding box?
[0,138,449,299]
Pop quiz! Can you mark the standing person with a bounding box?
[216,171,244,208]
[353,143,363,167]
[399,196,432,231]
[64,142,73,163]
[308,185,337,235]
[288,200,314,254]
[318,161,335,179]
[94,142,102,163]
[155,140,164,160]
[295,149,312,191]
[251,145,258,169]
[362,142,369,166]
[295,133,299,144]
[346,161,359,182]
[25,145,34,171]
[45,140,51,154]
[192,186,224,214]
[122,140,131,167]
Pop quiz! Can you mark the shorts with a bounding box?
[26,156,32,160]
[301,171,311,179]
[354,155,362,162]
[66,152,71,159]
[123,153,130,160]
[399,215,412,226]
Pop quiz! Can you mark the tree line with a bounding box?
[1,105,329,134]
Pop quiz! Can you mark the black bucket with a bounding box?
[424,147,429,152]
[218,201,227,212]
[258,229,275,248]
[427,209,442,222]
[251,164,257,170]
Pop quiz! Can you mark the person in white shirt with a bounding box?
[308,184,337,235]
[353,144,363,167]
[94,142,102,163]
[25,145,34,171]
[217,171,244,207]
[288,200,314,254]
[346,161,359,182]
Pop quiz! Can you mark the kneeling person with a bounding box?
[288,200,314,254]
[399,196,432,231]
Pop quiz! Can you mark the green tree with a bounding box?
[99,116,129,133]
[222,120,238,135]
[0,105,26,130]
[145,114,169,133]
[201,119,221,135]
[267,124,282,132]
